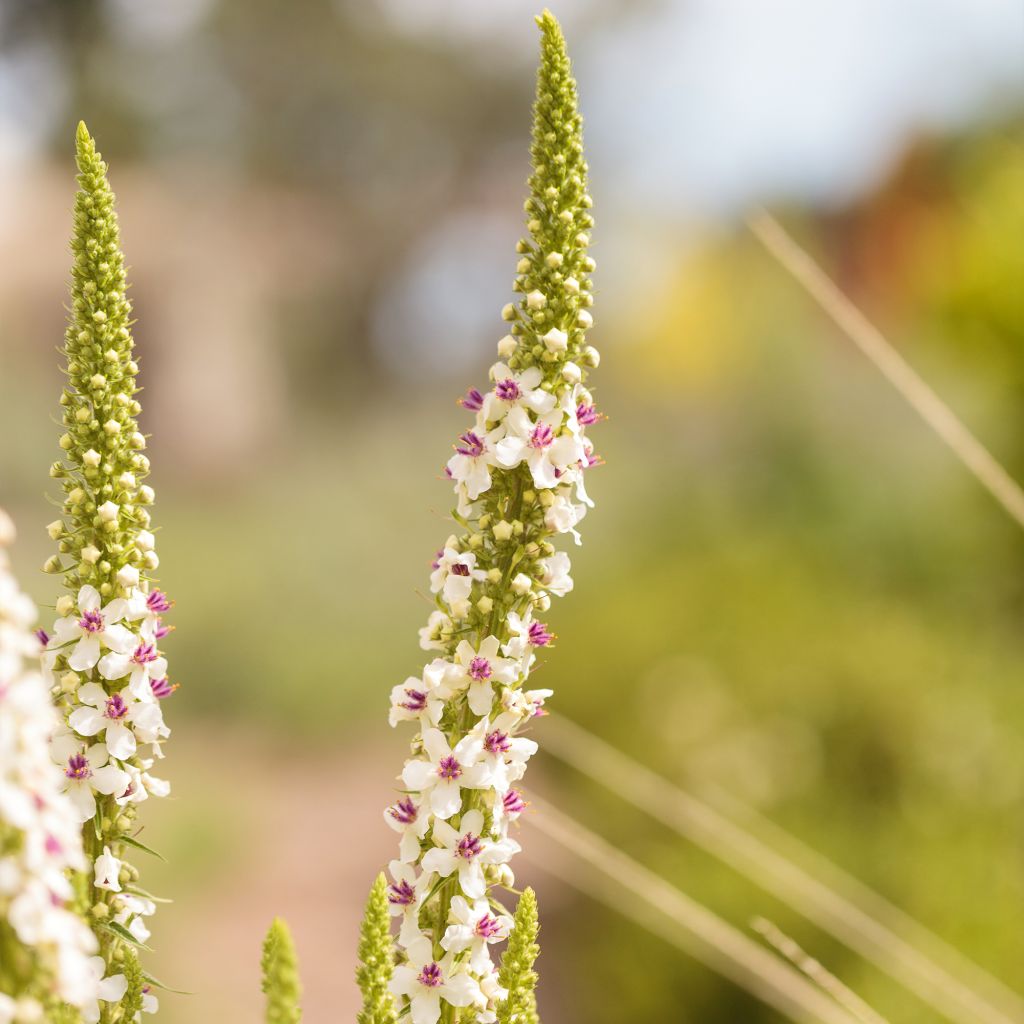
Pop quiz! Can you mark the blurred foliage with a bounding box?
[0,3,1022,1022]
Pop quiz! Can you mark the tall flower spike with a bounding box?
[357,875,399,1023]
[0,509,98,1019]
[44,122,175,1020]
[262,918,303,1024]
[374,12,599,1024]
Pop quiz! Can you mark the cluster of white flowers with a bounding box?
[385,331,601,1022]
[41,578,172,1020]
[0,509,98,1021]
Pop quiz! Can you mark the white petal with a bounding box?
[69,636,101,671]
[430,779,462,820]
[68,707,107,738]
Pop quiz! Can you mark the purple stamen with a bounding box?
[388,797,418,826]
[485,730,512,755]
[78,609,104,634]
[387,879,416,906]
[476,913,503,938]
[460,388,485,412]
[576,402,600,426]
[528,621,553,647]
[450,562,470,577]
[529,423,554,450]
[437,756,462,781]
[431,549,444,571]
[35,629,50,647]
[495,378,521,402]
[150,677,175,700]
[132,642,157,665]
[457,832,484,860]
[146,590,172,613]
[503,789,527,815]
[154,623,173,640]
[417,962,443,988]
[45,835,62,855]
[65,754,91,781]
[455,431,485,458]
[399,688,428,712]
[468,656,492,681]
[105,694,129,720]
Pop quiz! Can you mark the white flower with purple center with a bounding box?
[450,636,518,716]
[497,787,528,824]
[447,428,500,505]
[389,658,457,728]
[49,734,131,823]
[476,715,538,793]
[499,686,554,723]
[389,935,482,1024]
[501,611,553,665]
[441,895,514,973]
[494,406,585,489]
[67,683,168,761]
[50,585,134,673]
[420,809,521,900]
[429,542,483,610]
[97,620,167,702]
[543,490,587,544]
[401,728,488,820]
[384,795,432,863]
[386,859,432,947]
[480,363,556,423]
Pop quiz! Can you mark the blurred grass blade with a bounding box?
[525,796,865,1024]
[752,917,891,1024]
[747,209,1024,532]
[542,714,1023,1024]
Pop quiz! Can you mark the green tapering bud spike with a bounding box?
[120,947,144,1019]
[496,888,541,1024]
[262,918,303,1024]
[506,9,596,377]
[357,874,398,1024]
[55,121,153,599]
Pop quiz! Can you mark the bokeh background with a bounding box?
[1,1,1023,1021]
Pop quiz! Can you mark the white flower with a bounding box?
[94,846,122,892]
[67,683,168,761]
[441,896,514,973]
[401,728,488,820]
[494,407,584,490]
[96,621,167,701]
[475,714,538,793]
[446,429,498,503]
[429,543,483,607]
[543,491,586,544]
[389,936,481,1024]
[418,610,452,652]
[389,659,452,728]
[449,637,518,716]
[541,327,568,352]
[481,363,555,422]
[50,734,131,823]
[386,860,432,946]
[384,796,431,863]
[81,958,128,1024]
[113,893,156,944]
[539,550,573,596]
[51,586,133,673]
[421,809,521,900]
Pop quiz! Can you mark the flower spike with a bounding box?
[370,13,600,1023]
[43,122,175,1020]
[262,918,303,1024]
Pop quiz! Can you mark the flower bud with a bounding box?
[117,565,140,588]
[526,290,546,310]
[582,345,600,368]
[46,520,64,540]
[80,545,101,565]
[577,309,593,329]
[476,596,494,614]
[542,328,568,353]
[497,334,517,359]
[545,251,564,268]
[492,520,514,542]
[511,573,533,596]
[562,361,582,384]
[97,500,120,523]
[82,449,101,468]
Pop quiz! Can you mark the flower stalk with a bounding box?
[43,122,174,1022]
[362,12,600,1023]
[262,918,303,1024]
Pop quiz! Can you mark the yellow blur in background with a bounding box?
[1,2,1022,1021]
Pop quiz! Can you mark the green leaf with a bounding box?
[119,835,168,862]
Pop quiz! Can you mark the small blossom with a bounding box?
[421,809,521,900]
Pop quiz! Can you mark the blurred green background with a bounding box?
[0,1,1022,1021]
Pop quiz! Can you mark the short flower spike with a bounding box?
[262,918,303,1024]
